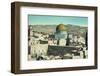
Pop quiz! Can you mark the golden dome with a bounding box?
[56,24,66,31]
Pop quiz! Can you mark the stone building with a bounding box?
[30,44,48,58]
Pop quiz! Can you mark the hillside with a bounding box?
[29,24,87,37]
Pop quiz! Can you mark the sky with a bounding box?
[28,15,88,26]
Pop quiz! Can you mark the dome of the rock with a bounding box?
[56,24,66,32]
[55,24,68,40]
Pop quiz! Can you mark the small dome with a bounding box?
[56,24,66,31]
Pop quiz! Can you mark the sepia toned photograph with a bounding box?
[28,15,88,61]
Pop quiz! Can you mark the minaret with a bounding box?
[66,33,70,46]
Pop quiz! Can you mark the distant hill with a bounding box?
[29,24,87,37]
